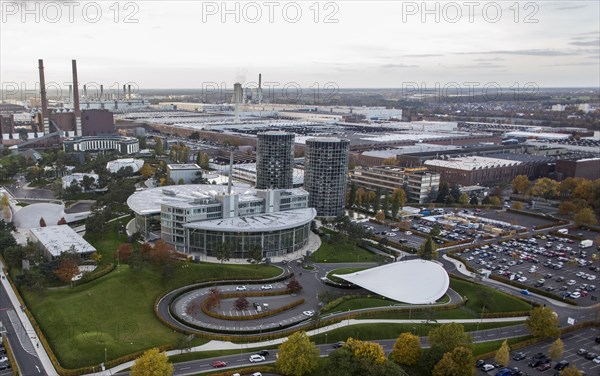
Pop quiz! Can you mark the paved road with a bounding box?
[0,279,47,376]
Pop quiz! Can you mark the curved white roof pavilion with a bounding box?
[334,259,449,304]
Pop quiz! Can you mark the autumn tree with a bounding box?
[459,193,469,205]
[526,306,560,339]
[131,348,173,376]
[512,201,523,210]
[530,178,560,199]
[548,338,564,364]
[276,331,319,376]
[140,163,154,178]
[511,175,530,194]
[375,210,385,222]
[53,258,80,285]
[39,217,46,227]
[494,339,510,367]
[391,188,407,219]
[559,201,576,215]
[234,296,249,311]
[57,217,67,225]
[432,346,475,376]
[560,366,583,376]
[390,332,421,366]
[149,239,175,264]
[154,138,164,155]
[574,207,598,227]
[117,243,134,263]
[205,287,222,310]
[429,323,472,353]
[287,278,302,293]
[345,337,386,364]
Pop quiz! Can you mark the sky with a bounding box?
[1,0,599,90]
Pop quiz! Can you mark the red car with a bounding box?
[537,363,551,371]
[212,361,227,368]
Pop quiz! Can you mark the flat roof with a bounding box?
[167,164,201,170]
[334,259,449,304]
[29,225,96,257]
[424,156,522,170]
[183,207,316,232]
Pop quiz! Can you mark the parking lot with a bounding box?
[478,210,558,230]
[480,326,600,376]
[457,234,600,307]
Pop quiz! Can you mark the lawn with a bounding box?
[21,263,281,369]
[326,267,368,283]
[312,239,377,263]
[84,216,131,266]
[450,278,532,313]
[472,336,532,357]
[329,295,452,315]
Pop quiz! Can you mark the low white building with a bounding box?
[167,164,203,184]
[62,173,99,190]
[29,225,96,260]
[106,158,145,174]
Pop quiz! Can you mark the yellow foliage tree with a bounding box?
[494,339,510,367]
[390,332,422,366]
[511,175,530,194]
[131,348,173,376]
[276,331,319,376]
[140,163,154,178]
[548,338,564,363]
[432,346,475,376]
[574,207,598,227]
[559,365,583,376]
[345,337,386,364]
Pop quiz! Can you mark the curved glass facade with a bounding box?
[188,222,310,258]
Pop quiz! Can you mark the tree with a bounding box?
[469,195,479,205]
[373,187,382,213]
[205,287,222,310]
[459,193,469,205]
[390,332,421,366]
[39,217,46,227]
[512,201,523,210]
[559,366,583,376]
[450,185,461,203]
[432,346,475,376]
[233,296,249,311]
[276,331,319,376]
[81,175,95,191]
[140,163,154,178]
[494,339,510,367]
[287,278,302,293]
[53,258,80,285]
[215,241,233,263]
[430,224,441,238]
[131,348,173,376]
[391,188,406,219]
[512,175,530,194]
[525,306,560,339]
[375,210,385,222]
[348,183,357,207]
[574,207,598,227]
[558,201,576,215]
[246,244,263,264]
[57,217,67,225]
[154,138,164,155]
[189,131,200,140]
[175,334,193,354]
[548,338,564,364]
[428,323,472,354]
[345,337,386,364]
[149,240,175,265]
[436,182,449,203]
[530,178,560,199]
[117,243,134,263]
[419,237,437,260]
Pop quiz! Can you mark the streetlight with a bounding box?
[104,348,107,366]
[325,333,328,345]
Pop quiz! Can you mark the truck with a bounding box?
[580,239,593,249]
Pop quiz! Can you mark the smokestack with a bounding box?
[128,84,131,100]
[100,84,104,100]
[123,84,126,100]
[258,73,263,105]
[38,59,50,134]
[233,82,242,124]
[83,84,87,98]
[68,85,72,104]
[72,59,82,136]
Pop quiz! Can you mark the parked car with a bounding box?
[260,284,273,290]
[257,350,269,357]
[235,285,247,291]
[577,348,588,356]
[481,364,495,372]
[536,363,551,371]
[333,341,345,349]
[554,360,569,371]
[512,352,526,361]
[303,310,315,317]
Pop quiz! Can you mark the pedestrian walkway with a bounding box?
[6,310,36,356]
[0,262,57,375]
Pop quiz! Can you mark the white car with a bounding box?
[405,231,413,236]
[235,285,247,291]
[481,364,495,372]
[303,310,315,317]
[391,228,399,232]
[249,355,266,363]
[387,233,397,237]
[570,291,581,299]
[518,277,527,282]
[260,284,273,290]
[567,280,576,286]
[252,373,263,376]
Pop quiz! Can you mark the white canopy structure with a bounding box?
[334,259,449,304]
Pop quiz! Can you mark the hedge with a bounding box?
[79,262,115,284]
[209,365,277,376]
[488,275,576,306]
[2,335,19,376]
[200,298,305,321]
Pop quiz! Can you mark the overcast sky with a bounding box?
[1,1,599,89]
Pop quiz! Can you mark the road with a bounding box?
[0,278,47,376]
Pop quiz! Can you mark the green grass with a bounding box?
[312,240,377,263]
[361,307,477,320]
[326,267,368,283]
[309,322,521,344]
[22,263,281,369]
[472,336,532,357]
[84,216,131,266]
[450,278,532,313]
[329,295,452,315]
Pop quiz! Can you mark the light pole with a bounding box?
[104,347,107,367]
[325,333,328,345]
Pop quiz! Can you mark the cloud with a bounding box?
[569,39,600,47]
[380,63,419,69]
[542,62,600,67]
[457,49,576,56]
[474,58,505,62]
